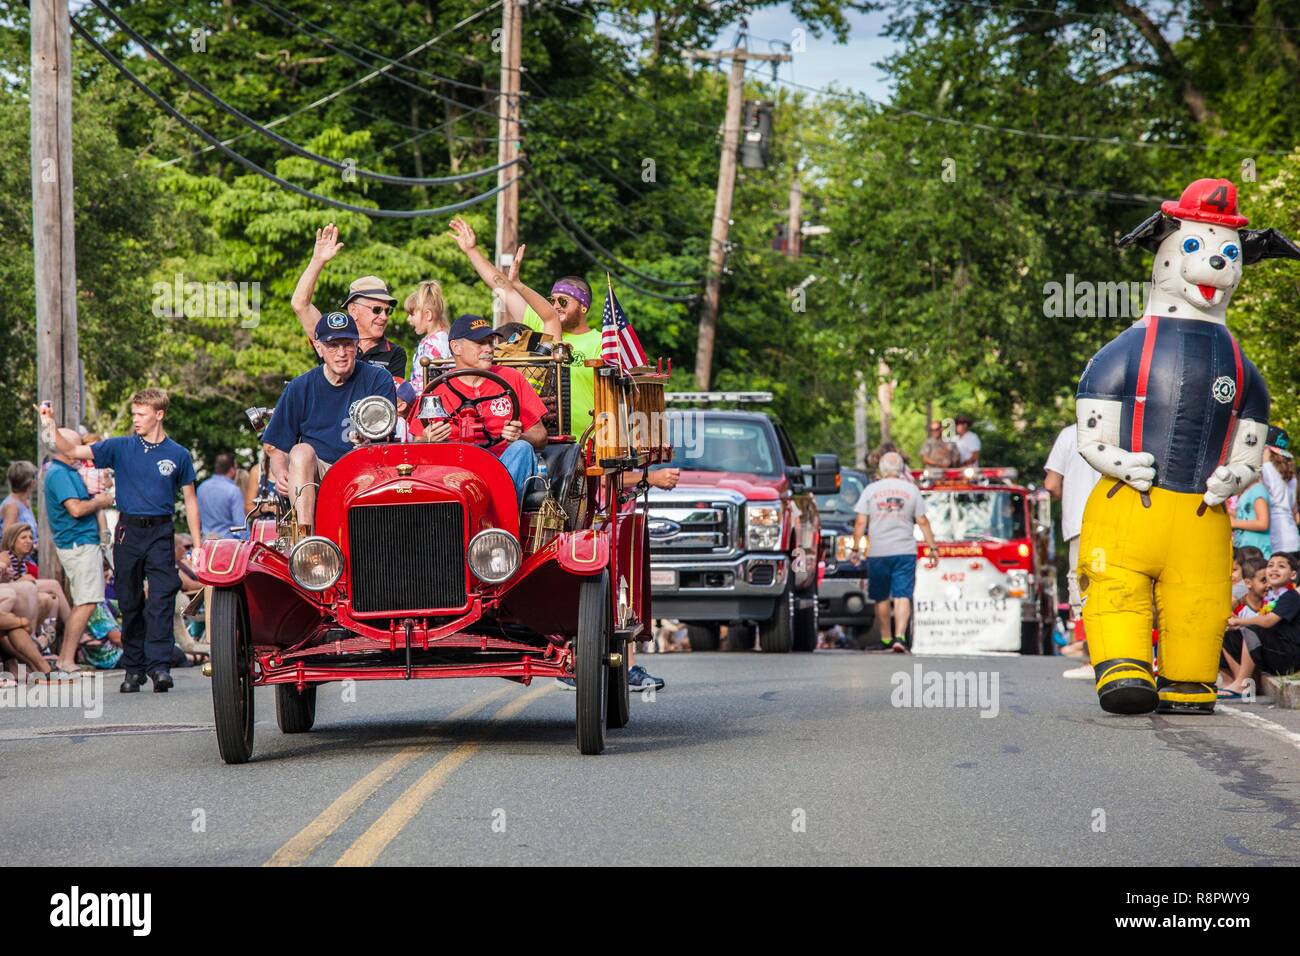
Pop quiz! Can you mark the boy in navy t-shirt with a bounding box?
[263,311,397,532]
[41,388,201,693]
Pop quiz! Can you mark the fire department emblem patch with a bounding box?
[489,397,512,418]
[1211,376,1236,404]
[157,459,176,476]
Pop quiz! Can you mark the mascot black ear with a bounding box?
[1117,212,1179,253]
[1241,228,1300,266]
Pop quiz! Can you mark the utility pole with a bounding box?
[786,171,802,259]
[687,47,790,390]
[877,359,894,446]
[493,0,523,303]
[31,0,80,580]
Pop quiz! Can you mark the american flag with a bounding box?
[600,278,649,371]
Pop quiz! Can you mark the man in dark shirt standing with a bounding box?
[263,311,397,533]
[290,223,407,377]
[41,389,201,693]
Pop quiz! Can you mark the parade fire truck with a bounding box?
[196,351,670,762]
[910,467,1057,655]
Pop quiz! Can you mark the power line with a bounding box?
[72,17,518,219]
[524,184,700,304]
[156,0,503,167]
[86,0,514,188]
[242,0,503,118]
[769,71,1294,156]
[525,161,702,287]
[249,0,503,91]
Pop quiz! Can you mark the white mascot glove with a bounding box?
[1203,464,1254,508]
[1094,448,1156,493]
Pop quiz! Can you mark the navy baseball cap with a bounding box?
[315,310,359,342]
[449,313,500,343]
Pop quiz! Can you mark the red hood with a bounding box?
[674,470,783,500]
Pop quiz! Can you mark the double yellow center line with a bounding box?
[266,683,555,867]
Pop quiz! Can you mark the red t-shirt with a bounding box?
[432,365,546,456]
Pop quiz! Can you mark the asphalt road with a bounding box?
[4,651,1300,866]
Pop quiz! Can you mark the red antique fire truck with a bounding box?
[196,350,670,762]
[909,467,1057,655]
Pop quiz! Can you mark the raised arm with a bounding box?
[507,244,563,340]
[292,224,345,351]
[447,218,528,322]
[35,406,95,460]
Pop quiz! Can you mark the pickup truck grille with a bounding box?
[647,501,734,555]
[348,503,466,612]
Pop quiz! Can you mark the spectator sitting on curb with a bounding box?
[2,461,39,546]
[2,522,73,653]
[1222,554,1300,699]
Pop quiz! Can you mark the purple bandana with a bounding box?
[550,279,591,310]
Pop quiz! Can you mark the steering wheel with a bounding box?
[420,367,520,449]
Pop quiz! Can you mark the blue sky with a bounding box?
[596,3,899,102]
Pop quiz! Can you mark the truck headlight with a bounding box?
[349,396,397,441]
[290,536,343,592]
[747,505,781,551]
[468,529,521,584]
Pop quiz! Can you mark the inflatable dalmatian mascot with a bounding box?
[1076,178,1300,715]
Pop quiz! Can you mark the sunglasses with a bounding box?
[363,304,392,316]
[547,295,581,309]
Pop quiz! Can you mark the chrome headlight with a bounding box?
[289,536,343,592]
[1006,570,1030,598]
[350,396,397,441]
[747,505,781,551]
[468,529,521,584]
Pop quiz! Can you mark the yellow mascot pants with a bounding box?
[1077,478,1231,714]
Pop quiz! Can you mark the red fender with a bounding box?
[555,529,608,575]
[196,538,256,586]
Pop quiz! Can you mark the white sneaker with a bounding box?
[1062,664,1093,680]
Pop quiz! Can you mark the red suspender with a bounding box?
[1131,317,1159,453]
[1217,333,1245,467]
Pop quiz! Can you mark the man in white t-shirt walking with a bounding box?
[1044,423,1101,674]
[953,414,981,467]
[1260,426,1299,554]
[850,452,940,650]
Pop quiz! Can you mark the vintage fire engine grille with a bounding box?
[348,503,466,612]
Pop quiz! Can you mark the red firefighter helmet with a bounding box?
[1160,178,1249,228]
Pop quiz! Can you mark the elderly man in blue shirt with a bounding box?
[197,452,247,540]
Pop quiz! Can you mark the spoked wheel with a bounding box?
[275,684,317,733]
[607,639,630,729]
[576,572,611,754]
[210,587,255,764]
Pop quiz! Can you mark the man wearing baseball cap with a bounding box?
[1261,425,1300,553]
[263,311,397,533]
[423,314,548,505]
[290,223,408,378]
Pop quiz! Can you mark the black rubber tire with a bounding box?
[724,623,755,652]
[275,684,317,734]
[759,581,795,653]
[792,589,819,652]
[576,572,610,755]
[685,623,720,652]
[210,587,254,765]
[1019,620,1044,655]
[606,639,630,729]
